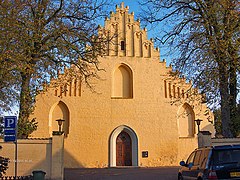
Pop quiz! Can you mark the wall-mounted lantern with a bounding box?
[56,119,65,132]
[194,119,203,133]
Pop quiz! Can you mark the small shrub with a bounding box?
[0,156,9,177]
[18,118,38,138]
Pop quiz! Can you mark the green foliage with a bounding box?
[0,0,110,124]
[141,0,239,137]
[0,147,9,177]
[0,157,9,177]
[0,53,20,113]
[214,104,240,137]
[213,109,222,136]
[17,118,38,138]
[230,104,240,137]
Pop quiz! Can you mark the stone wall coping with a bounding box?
[0,138,52,144]
[212,138,240,143]
[179,136,196,139]
[199,131,212,135]
[212,137,240,141]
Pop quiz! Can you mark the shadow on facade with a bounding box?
[28,147,84,178]
[64,149,84,168]
[0,141,84,178]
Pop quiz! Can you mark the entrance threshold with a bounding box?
[109,166,139,169]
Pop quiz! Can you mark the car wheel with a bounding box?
[178,173,183,180]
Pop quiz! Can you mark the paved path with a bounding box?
[64,167,179,180]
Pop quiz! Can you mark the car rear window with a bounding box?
[193,150,202,165]
[199,149,210,168]
[212,149,240,165]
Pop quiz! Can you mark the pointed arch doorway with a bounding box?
[116,131,132,166]
[109,125,138,167]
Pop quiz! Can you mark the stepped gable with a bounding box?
[98,2,198,98]
[30,3,215,169]
[162,65,204,105]
[46,2,204,103]
[98,2,160,59]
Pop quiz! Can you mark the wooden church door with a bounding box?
[116,131,132,166]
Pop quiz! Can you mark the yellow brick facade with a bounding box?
[31,2,214,168]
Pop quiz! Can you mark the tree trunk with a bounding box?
[18,71,32,123]
[219,63,232,137]
[229,56,238,136]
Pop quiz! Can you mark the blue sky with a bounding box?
[3,1,172,116]
[106,1,172,65]
[114,1,140,13]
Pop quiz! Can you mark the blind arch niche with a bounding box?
[49,101,70,137]
[177,103,195,137]
[112,63,133,98]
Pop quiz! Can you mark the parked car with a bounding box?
[178,144,240,180]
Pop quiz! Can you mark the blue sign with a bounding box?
[4,135,16,142]
[4,116,17,129]
[4,129,16,135]
[4,116,17,142]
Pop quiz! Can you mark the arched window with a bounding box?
[178,103,195,137]
[112,64,133,98]
[121,41,125,50]
[50,101,70,137]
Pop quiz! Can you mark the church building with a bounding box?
[32,3,214,168]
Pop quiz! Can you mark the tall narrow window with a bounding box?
[121,41,125,50]
[112,64,133,98]
[64,84,67,96]
[69,81,72,96]
[168,83,172,98]
[182,90,185,98]
[177,87,180,98]
[74,80,77,96]
[164,80,167,98]
[173,85,176,98]
[55,89,58,96]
